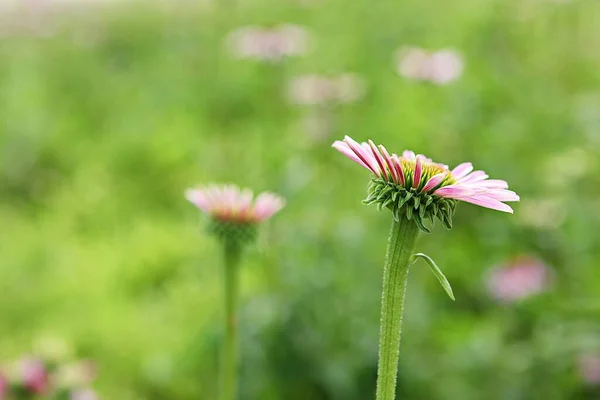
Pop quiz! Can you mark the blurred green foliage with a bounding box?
[1,0,600,398]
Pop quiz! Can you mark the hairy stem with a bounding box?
[376,217,419,400]
[219,241,242,400]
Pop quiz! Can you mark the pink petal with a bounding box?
[185,189,212,213]
[402,150,416,160]
[391,154,405,186]
[368,140,390,180]
[332,141,371,171]
[379,145,399,184]
[457,195,514,213]
[434,184,480,199]
[254,193,285,221]
[360,142,382,174]
[412,155,423,188]
[341,136,380,176]
[477,179,509,189]
[451,162,473,179]
[422,173,446,192]
[458,170,489,183]
[482,189,520,202]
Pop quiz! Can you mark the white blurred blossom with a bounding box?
[579,354,600,385]
[288,73,366,105]
[226,24,309,62]
[395,47,464,85]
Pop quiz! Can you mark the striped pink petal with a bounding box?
[434,184,480,198]
[368,140,390,180]
[341,136,380,176]
[482,189,520,202]
[391,154,405,186]
[379,145,399,184]
[412,155,423,188]
[361,142,382,176]
[477,179,509,189]
[332,141,371,171]
[456,195,514,213]
[422,173,446,192]
[459,170,489,183]
[451,162,473,179]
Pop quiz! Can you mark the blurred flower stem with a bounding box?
[376,217,419,400]
[220,240,242,400]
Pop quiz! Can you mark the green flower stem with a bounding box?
[376,217,420,400]
[220,240,242,400]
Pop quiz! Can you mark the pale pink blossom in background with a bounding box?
[332,135,519,213]
[395,47,464,85]
[18,357,49,394]
[299,112,333,142]
[71,388,99,400]
[288,73,366,105]
[185,184,285,223]
[0,373,7,399]
[518,197,565,230]
[543,147,593,189]
[57,360,96,389]
[579,354,600,384]
[226,24,309,62]
[485,256,552,303]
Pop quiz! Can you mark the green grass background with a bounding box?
[1,0,600,398]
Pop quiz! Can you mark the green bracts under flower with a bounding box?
[364,178,458,233]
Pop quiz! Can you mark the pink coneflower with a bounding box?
[288,73,366,106]
[485,256,551,303]
[332,135,518,231]
[226,24,309,62]
[0,373,7,399]
[395,47,464,85]
[18,357,49,395]
[185,184,285,224]
[579,354,600,385]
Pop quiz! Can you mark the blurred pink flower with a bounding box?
[226,24,309,62]
[288,73,366,105]
[395,47,464,85]
[0,374,7,400]
[185,184,285,224]
[71,388,98,400]
[485,256,552,303]
[579,354,600,384]
[19,357,49,394]
[332,136,519,213]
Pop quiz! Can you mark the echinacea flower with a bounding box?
[186,184,285,246]
[395,47,464,85]
[185,184,284,400]
[332,135,518,231]
[332,135,517,400]
[485,256,552,303]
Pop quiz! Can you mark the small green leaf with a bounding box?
[412,253,455,301]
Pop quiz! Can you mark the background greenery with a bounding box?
[1,0,600,398]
